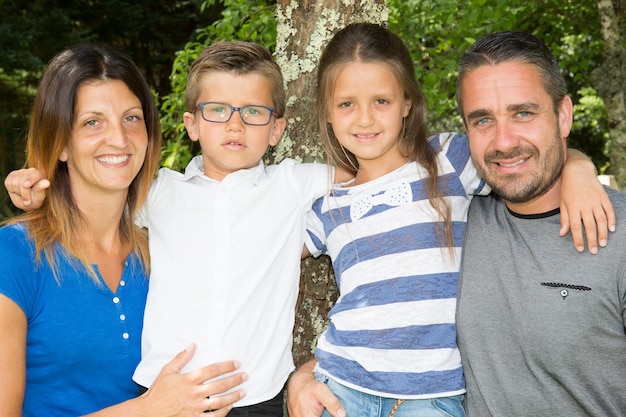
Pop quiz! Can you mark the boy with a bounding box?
[132,41,333,415]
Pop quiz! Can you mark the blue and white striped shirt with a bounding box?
[305,132,488,399]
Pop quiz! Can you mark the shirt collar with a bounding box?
[182,155,268,185]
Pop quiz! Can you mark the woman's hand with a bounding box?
[140,343,247,416]
[83,343,247,417]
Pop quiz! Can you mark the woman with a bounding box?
[0,44,245,416]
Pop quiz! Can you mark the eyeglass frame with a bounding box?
[193,101,277,126]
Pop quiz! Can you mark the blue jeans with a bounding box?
[315,372,465,417]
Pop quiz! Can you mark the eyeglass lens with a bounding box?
[199,102,273,125]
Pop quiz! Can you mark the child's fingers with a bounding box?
[603,196,616,233]
[28,180,51,209]
[560,201,586,252]
[579,207,599,254]
[5,169,49,209]
[559,204,570,237]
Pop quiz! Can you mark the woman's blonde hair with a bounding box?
[7,44,162,281]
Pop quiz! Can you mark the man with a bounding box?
[455,30,626,416]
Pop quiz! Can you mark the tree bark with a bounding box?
[270,0,388,368]
[594,0,626,190]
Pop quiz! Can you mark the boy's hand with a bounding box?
[4,168,50,210]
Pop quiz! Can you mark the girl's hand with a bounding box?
[560,150,616,253]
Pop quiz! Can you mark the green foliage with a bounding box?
[388,0,523,133]
[201,0,277,49]
[158,0,276,171]
[572,87,611,172]
[388,0,610,170]
[0,0,215,183]
[159,0,611,172]
[0,0,211,95]
[0,2,87,78]
[0,0,613,177]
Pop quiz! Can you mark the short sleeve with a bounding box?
[304,196,328,258]
[135,169,165,229]
[0,224,39,317]
[431,132,490,198]
[291,161,332,208]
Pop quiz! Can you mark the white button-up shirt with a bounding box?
[133,156,329,406]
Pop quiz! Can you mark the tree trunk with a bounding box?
[270,0,388,368]
[594,0,626,190]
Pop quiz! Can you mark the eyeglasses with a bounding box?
[194,102,276,126]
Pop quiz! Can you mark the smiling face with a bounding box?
[329,61,411,182]
[460,61,573,213]
[183,71,286,181]
[60,80,148,203]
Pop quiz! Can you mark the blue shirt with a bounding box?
[0,223,149,416]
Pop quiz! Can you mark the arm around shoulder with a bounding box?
[560,148,616,254]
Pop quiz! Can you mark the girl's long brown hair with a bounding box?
[316,23,454,255]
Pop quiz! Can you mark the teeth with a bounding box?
[97,155,129,164]
[498,158,527,168]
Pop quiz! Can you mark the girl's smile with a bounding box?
[330,61,411,183]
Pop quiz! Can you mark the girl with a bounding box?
[292,22,612,417]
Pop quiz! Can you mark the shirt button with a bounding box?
[122,333,129,339]
[113,297,120,304]
[120,280,126,287]
[120,314,126,321]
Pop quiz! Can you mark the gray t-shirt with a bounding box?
[457,187,626,416]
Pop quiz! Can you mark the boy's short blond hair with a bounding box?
[185,41,286,117]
